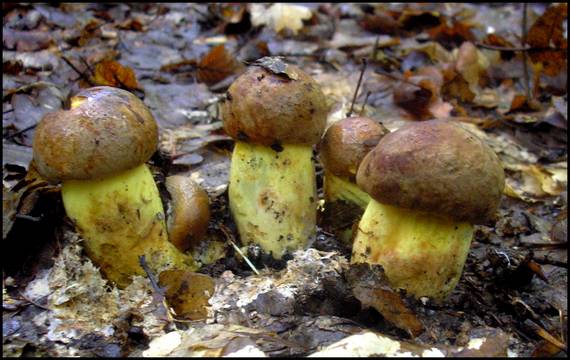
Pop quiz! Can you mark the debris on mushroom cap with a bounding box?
[356,119,505,223]
[319,117,390,179]
[33,86,158,182]
[165,175,210,252]
[221,60,329,146]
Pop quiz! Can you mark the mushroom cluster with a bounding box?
[32,86,199,287]
[221,59,328,259]
[352,120,505,300]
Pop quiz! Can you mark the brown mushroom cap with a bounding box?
[221,64,328,146]
[165,175,210,252]
[356,120,505,223]
[33,86,158,182]
[319,117,389,179]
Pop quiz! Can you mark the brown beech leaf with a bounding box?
[92,60,140,90]
[526,4,567,76]
[427,20,475,48]
[197,45,243,85]
[393,82,433,119]
[158,270,216,321]
[361,11,399,35]
[441,65,475,103]
[483,33,516,60]
[346,264,424,337]
[507,94,541,113]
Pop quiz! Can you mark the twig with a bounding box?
[17,290,51,311]
[218,224,260,275]
[359,91,371,116]
[347,58,367,117]
[525,319,567,351]
[532,255,568,268]
[61,55,95,86]
[474,43,565,52]
[521,3,531,100]
[4,123,38,140]
[15,214,42,222]
[139,255,177,325]
[371,35,380,61]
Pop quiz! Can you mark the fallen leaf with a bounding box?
[441,66,476,103]
[360,10,399,35]
[2,28,53,52]
[526,4,567,76]
[196,45,243,86]
[483,33,516,60]
[346,264,424,337]
[427,20,476,48]
[251,56,299,80]
[250,4,312,35]
[78,19,103,46]
[506,162,567,198]
[92,60,140,89]
[158,270,215,320]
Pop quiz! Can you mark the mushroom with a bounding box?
[318,117,389,244]
[32,86,196,288]
[352,120,505,300]
[221,58,328,259]
[165,175,210,252]
[319,116,390,209]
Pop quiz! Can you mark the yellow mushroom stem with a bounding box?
[62,164,197,288]
[324,170,370,209]
[229,141,317,259]
[351,199,473,301]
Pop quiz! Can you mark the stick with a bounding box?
[219,224,260,275]
[347,58,367,118]
[521,3,531,100]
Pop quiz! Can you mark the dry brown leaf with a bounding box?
[197,45,243,85]
[78,19,103,46]
[346,264,424,337]
[427,20,476,47]
[92,60,140,89]
[441,67,476,103]
[158,270,215,320]
[506,162,567,199]
[360,11,399,35]
[526,4,568,76]
[250,4,312,35]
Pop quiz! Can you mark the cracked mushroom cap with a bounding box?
[33,86,158,182]
[356,120,505,223]
[319,117,390,179]
[221,62,328,146]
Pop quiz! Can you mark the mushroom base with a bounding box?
[324,171,370,209]
[229,141,317,259]
[61,164,197,288]
[351,200,473,301]
[321,172,370,245]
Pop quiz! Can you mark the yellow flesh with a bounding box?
[324,171,371,209]
[229,141,317,259]
[351,199,473,300]
[62,164,196,288]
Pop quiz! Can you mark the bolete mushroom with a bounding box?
[32,86,196,288]
[319,116,390,209]
[318,117,389,245]
[221,58,328,259]
[352,120,505,300]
